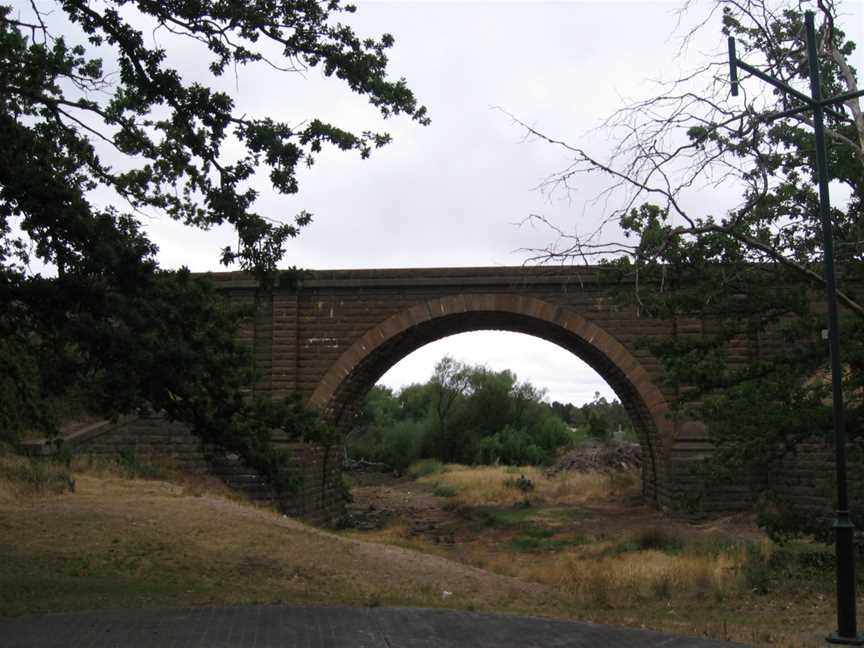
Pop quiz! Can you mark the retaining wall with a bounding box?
[28,415,345,525]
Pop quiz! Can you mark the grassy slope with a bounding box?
[0,459,846,647]
[0,470,564,618]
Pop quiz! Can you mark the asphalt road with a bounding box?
[0,604,751,647]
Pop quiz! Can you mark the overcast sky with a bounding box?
[21,0,864,405]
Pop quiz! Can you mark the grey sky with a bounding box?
[18,1,864,405]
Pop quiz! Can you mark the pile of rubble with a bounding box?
[546,441,641,476]
[343,457,392,473]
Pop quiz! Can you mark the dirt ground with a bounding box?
[345,469,762,546]
[340,468,844,647]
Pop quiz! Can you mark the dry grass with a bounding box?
[390,465,757,604]
[357,463,843,646]
[0,460,571,620]
[417,464,623,507]
[487,545,747,605]
[1,455,842,646]
[0,454,76,504]
[0,452,246,509]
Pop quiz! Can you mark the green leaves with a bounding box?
[3,0,428,275]
[351,360,587,468]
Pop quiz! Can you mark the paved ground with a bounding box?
[0,604,750,647]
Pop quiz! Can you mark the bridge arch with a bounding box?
[308,294,671,503]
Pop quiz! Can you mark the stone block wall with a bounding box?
[773,438,864,520]
[663,436,864,520]
[30,415,346,525]
[48,416,210,472]
[269,441,345,523]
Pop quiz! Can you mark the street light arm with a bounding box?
[728,39,849,122]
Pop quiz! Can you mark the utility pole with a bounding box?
[728,11,864,645]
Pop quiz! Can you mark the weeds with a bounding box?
[408,459,446,478]
[433,483,459,498]
[741,542,773,594]
[607,470,638,494]
[0,454,76,499]
[503,474,535,494]
[416,464,633,507]
[508,532,588,554]
[633,527,685,553]
[478,507,536,527]
[115,449,176,480]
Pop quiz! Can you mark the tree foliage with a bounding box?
[550,392,633,440]
[0,1,427,489]
[348,356,628,469]
[1,0,427,275]
[515,0,863,533]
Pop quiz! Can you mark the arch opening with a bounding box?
[309,295,670,504]
[378,331,619,408]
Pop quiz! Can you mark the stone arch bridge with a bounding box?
[212,265,762,512]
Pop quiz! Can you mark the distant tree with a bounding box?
[397,383,435,421]
[428,356,471,461]
[347,386,426,470]
[352,358,575,467]
[550,400,568,422]
[350,386,399,439]
[587,409,610,442]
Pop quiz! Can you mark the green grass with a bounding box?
[476,504,596,527]
[1,458,851,646]
[507,531,589,554]
[476,506,537,528]
[432,483,459,498]
[539,507,594,522]
[473,505,592,554]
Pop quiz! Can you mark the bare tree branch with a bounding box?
[505,0,863,318]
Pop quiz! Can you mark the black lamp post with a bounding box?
[727,10,864,645]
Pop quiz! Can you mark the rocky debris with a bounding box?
[344,457,393,473]
[408,523,455,544]
[546,441,641,476]
[341,503,392,530]
[343,475,458,543]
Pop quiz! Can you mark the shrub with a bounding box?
[348,419,428,471]
[503,474,535,494]
[535,416,570,453]
[634,527,685,553]
[587,410,610,441]
[476,426,549,466]
[380,420,427,471]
